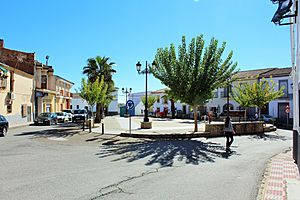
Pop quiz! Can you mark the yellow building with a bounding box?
[55,75,74,111]
[35,61,56,115]
[0,62,34,127]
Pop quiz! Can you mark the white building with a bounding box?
[71,90,119,115]
[131,67,293,123]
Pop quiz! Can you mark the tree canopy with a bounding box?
[78,77,107,116]
[233,78,284,117]
[82,56,116,122]
[141,95,157,110]
[152,35,238,131]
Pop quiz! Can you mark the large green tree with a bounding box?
[152,35,238,131]
[233,78,284,118]
[78,77,107,118]
[83,56,116,123]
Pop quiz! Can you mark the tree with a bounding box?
[152,35,238,131]
[161,89,178,119]
[233,78,284,118]
[83,56,116,123]
[141,95,157,111]
[77,77,107,118]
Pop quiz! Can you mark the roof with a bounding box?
[259,67,292,78]
[55,75,74,85]
[151,88,168,94]
[234,68,275,79]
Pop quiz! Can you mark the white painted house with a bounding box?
[131,67,293,124]
[71,90,119,115]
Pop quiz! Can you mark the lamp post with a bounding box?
[122,87,132,115]
[136,60,156,123]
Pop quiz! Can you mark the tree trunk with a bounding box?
[95,103,101,123]
[193,105,198,132]
[171,99,175,119]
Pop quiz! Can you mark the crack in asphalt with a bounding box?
[90,168,159,199]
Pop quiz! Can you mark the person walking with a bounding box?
[224,116,234,149]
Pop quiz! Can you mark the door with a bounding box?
[278,103,289,125]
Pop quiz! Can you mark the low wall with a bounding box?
[205,121,264,137]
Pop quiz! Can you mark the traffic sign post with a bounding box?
[286,105,290,128]
[126,100,135,134]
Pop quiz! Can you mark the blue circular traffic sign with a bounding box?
[126,100,135,110]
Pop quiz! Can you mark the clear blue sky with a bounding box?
[1,0,292,103]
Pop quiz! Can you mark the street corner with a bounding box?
[257,149,300,200]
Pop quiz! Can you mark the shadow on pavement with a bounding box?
[96,139,238,168]
[247,133,288,141]
[14,126,82,138]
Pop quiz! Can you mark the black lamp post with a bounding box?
[136,60,156,123]
[46,55,49,67]
[122,87,132,115]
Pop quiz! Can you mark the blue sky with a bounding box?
[1,0,292,102]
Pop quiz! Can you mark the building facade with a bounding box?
[71,90,119,115]
[0,39,35,127]
[55,75,74,112]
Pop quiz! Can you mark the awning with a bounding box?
[0,65,8,78]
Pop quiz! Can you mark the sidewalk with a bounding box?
[257,149,300,200]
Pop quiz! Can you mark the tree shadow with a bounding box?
[14,127,83,138]
[247,133,288,141]
[96,139,238,168]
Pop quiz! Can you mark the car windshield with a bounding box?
[40,113,51,117]
[74,110,85,114]
[56,113,64,116]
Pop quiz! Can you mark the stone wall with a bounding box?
[205,121,264,137]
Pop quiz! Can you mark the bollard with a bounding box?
[82,121,85,131]
[89,120,92,133]
[102,123,104,134]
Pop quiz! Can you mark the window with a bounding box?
[41,75,47,89]
[279,80,288,97]
[21,104,27,117]
[214,89,218,98]
[76,105,79,109]
[221,86,232,98]
[0,78,7,88]
[157,96,160,103]
[70,105,73,110]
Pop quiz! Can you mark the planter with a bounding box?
[141,122,152,129]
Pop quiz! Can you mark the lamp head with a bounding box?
[136,61,141,72]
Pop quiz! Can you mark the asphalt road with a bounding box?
[0,124,292,200]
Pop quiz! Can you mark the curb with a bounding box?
[120,132,211,139]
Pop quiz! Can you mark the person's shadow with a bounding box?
[96,139,238,168]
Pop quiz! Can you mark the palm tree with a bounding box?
[83,56,116,122]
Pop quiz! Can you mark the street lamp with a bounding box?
[136,60,156,123]
[122,87,132,115]
[45,55,49,67]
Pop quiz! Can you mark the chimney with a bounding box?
[0,39,3,48]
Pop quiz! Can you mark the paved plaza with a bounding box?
[0,119,297,200]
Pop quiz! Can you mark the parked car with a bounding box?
[72,109,88,122]
[56,112,68,123]
[62,109,73,121]
[261,114,276,123]
[34,112,58,125]
[0,115,9,137]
